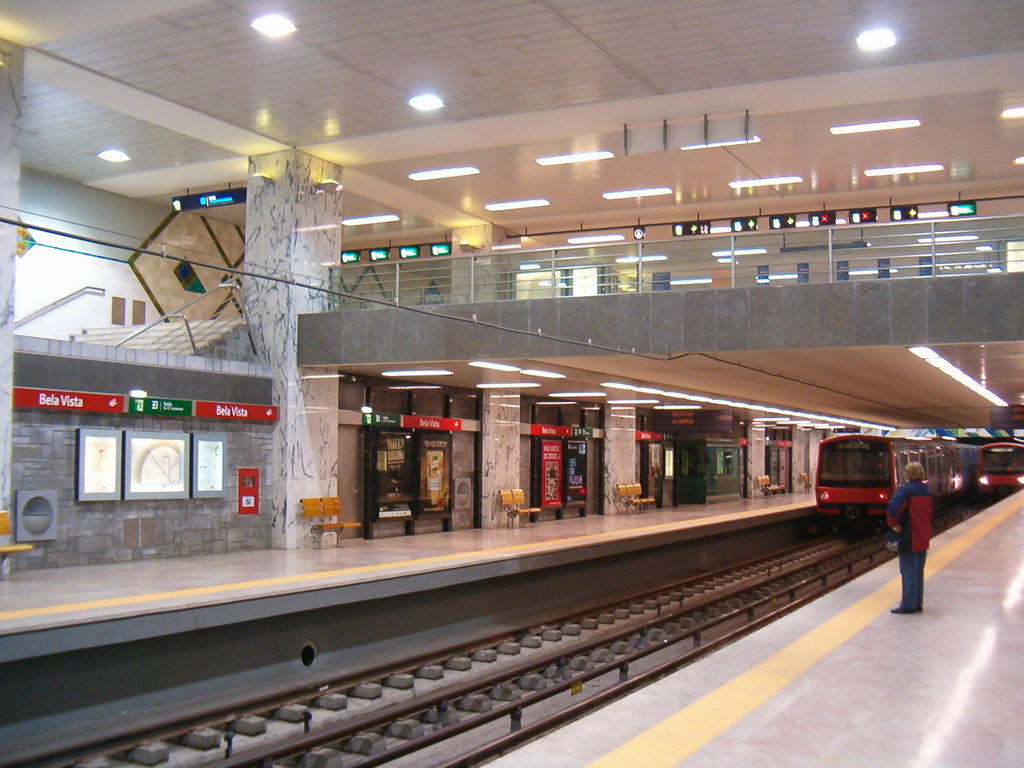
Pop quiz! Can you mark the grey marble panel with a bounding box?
[647,293,685,355]
[950,274,1024,342]
[496,300,533,358]
[615,294,654,354]
[0,41,23,511]
[852,281,893,346]
[924,277,967,344]
[812,283,857,348]
[768,284,821,349]
[680,290,718,351]
[715,289,752,350]
[480,391,521,527]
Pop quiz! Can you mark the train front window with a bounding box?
[982,447,1024,474]
[819,441,891,487]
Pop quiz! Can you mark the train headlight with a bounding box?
[980,476,990,486]
[1017,476,1024,485]
[877,492,888,502]
[819,491,830,501]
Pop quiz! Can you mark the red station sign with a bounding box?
[14,387,124,413]
[529,424,572,437]
[195,401,278,421]
[401,414,463,431]
[635,430,663,441]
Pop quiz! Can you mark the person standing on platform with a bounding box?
[886,461,933,614]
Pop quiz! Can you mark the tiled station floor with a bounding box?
[488,491,1024,768]
[0,492,812,635]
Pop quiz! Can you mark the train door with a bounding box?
[675,439,707,504]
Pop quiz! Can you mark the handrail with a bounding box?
[114,285,231,349]
[14,286,105,328]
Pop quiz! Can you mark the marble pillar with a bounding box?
[749,423,766,496]
[480,390,521,527]
[451,224,492,304]
[603,406,637,514]
[0,40,24,515]
[245,150,341,548]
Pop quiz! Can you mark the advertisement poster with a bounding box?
[541,439,563,507]
[564,440,587,504]
[418,433,451,512]
[375,431,414,516]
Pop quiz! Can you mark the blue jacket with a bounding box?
[886,480,933,552]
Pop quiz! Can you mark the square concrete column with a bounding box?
[245,150,341,548]
[0,40,24,513]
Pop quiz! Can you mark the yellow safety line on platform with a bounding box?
[0,505,801,622]
[585,501,1020,768]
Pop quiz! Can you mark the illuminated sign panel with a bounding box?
[341,250,360,263]
[890,205,919,221]
[947,201,977,216]
[769,214,798,230]
[399,245,420,259]
[808,211,836,227]
[369,248,390,261]
[171,188,246,211]
[849,208,877,224]
[672,220,710,236]
[430,243,452,256]
[731,216,758,232]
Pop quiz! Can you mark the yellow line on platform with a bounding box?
[585,501,1020,768]
[0,505,799,622]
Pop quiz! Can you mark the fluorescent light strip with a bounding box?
[387,385,442,390]
[549,391,607,398]
[1000,106,1024,119]
[607,399,659,405]
[849,268,879,276]
[485,199,549,211]
[615,254,668,263]
[728,175,803,189]
[491,242,523,250]
[670,277,713,285]
[864,164,943,177]
[602,187,672,200]
[536,150,613,166]
[908,347,1007,406]
[708,225,733,234]
[469,361,520,372]
[519,263,542,270]
[408,166,479,181]
[519,369,566,379]
[653,404,701,410]
[536,401,576,405]
[476,382,541,389]
[568,235,625,245]
[829,119,920,135]
[380,369,453,377]
[712,248,767,257]
[916,235,979,244]
[681,136,761,150]
[917,210,949,219]
[342,214,399,226]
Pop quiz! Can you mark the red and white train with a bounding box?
[815,434,979,536]
[978,442,1024,496]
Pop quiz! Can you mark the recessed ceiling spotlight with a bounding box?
[728,176,803,189]
[567,234,625,245]
[250,14,297,38]
[484,199,550,211]
[536,150,614,165]
[341,214,400,226]
[602,187,672,200]
[408,93,444,111]
[829,118,920,135]
[856,27,897,51]
[999,106,1024,119]
[864,163,944,177]
[408,166,479,181]
[97,148,130,162]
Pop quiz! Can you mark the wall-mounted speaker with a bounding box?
[15,490,59,542]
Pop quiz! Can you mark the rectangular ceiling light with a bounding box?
[680,136,761,150]
[408,166,480,181]
[342,214,400,226]
[519,368,566,378]
[653,404,701,409]
[567,234,625,244]
[728,176,803,189]
[476,382,542,389]
[669,277,713,285]
[864,164,944,177]
[829,118,920,135]
[469,361,521,372]
[380,369,454,377]
[536,150,614,165]
[549,391,607,398]
[1000,106,1024,119]
[602,187,672,200]
[484,199,550,211]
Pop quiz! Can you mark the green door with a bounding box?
[675,439,707,504]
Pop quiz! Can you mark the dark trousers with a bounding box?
[898,550,927,610]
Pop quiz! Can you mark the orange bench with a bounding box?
[615,482,655,511]
[498,489,540,527]
[300,497,362,547]
[0,510,33,579]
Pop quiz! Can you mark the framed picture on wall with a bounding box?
[77,428,123,501]
[124,430,190,500]
[191,433,226,498]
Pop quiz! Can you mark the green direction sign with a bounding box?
[362,412,401,427]
[571,426,594,438]
[129,397,193,416]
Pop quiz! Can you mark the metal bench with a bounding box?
[498,489,540,527]
[300,497,362,547]
[614,482,655,511]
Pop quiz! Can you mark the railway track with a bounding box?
[32,505,976,768]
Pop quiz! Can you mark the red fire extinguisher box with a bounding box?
[238,468,259,515]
